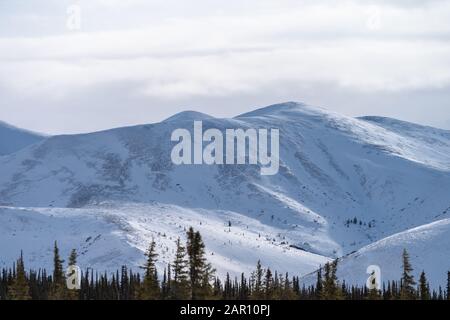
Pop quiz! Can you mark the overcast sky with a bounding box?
[1,0,450,134]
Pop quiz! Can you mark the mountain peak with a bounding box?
[163,110,214,123]
[235,101,329,119]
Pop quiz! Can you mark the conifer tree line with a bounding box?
[1,230,449,300]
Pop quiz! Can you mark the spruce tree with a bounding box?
[250,260,264,300]
[263,268,273,299]
[66,249,79,300]
[199,248,215,299]
[166,264,172,299]
[120,265,129,300]
[438,286,443,300]
[321,259,342,300]
[400,249,416,300]
[161,267,168,299]
[447,271,450,300]
[68,249,77,267]
[418,271,430,300]
[223,273,232,299]
[239,273,250,299]
[187,227,200,298]
[50,241,66,299]
[141,239,160,300]
[52,241,64,283]
[8,252,31,300]
[281,273,297,300]
[171,238,190,299]
[186,227,215,300]
[213,277,222,298]
[315,267,323,299]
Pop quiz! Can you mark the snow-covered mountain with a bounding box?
[0,102,449,285]
[0,121,45,156]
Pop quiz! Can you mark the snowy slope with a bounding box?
[301,218,450,288]
[0,204,329,277]
[0,121,45,156]
[358,116,450,171]
[0,102,449,279]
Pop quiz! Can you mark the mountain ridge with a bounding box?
[0,120,46,156]
[0,102,449,284]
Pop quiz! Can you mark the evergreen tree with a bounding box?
[161,267,168,299]
[171,238,190,299]
[8,252,31,300]
[321,259,342,300]
[213,277,222,298]
[447,271,450,300]
[199,255,215,299]
[223,273,232,299]
[120,265,129,300]
[263,268,273,299]
[281,273,297,300]
[50,241,66,299]
[3,237,450,301]
[52,241,64,282]
[400,249,416,300]
[239,273,250,300]
[418,271,430,300]
[315,267,323,299]
[250,260,264,300]
[166,264,172,299]
[66,249,79,300]
[391,281,400,300]
[68,249,77,267]
[141,239,160,300]
[186,227,215,300]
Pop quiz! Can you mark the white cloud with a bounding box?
[0,0,449,133]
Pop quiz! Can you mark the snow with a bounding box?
[301,218,450,289]
[163,110,215,123]
[0,121,45,156]
[0,203,329,278]
[0,102,449,283]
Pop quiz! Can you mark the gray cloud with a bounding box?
[0,0,449,133]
